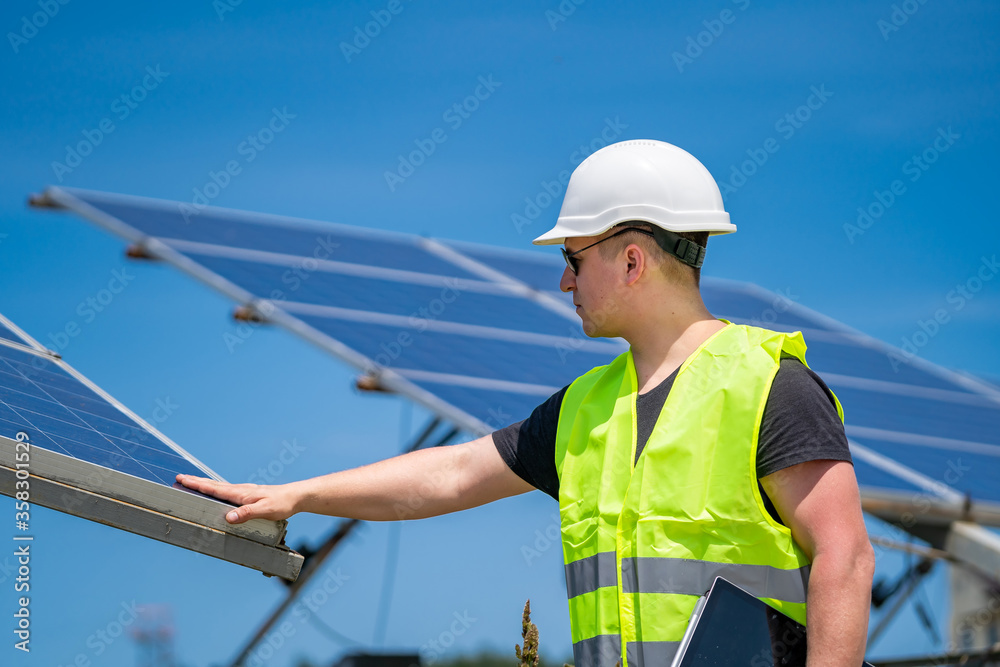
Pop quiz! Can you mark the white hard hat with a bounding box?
[532,139,736,246]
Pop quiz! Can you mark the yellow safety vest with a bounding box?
[555,323,843,667]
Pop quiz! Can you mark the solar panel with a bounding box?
[0,312,302,580]
[32,186,1000,528]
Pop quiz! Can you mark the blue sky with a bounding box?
[1,1,998,665]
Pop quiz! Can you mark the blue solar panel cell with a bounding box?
[0,418,65,454]
[804,339,973,392]
[107,437,198,472]
[0,401,23,424]
[17,407,125,451]
[3,352,95,396]
[298,315,612,388]
[835,387,1000,447]
[75,410,170,450]
[0,368,57,402]
[0,341,212,487]
[0,387,89,428]
[410,381,549,430]
[70,192,481,280]
[41,384,139,426]
[854,437,1000,504]
[55,438,161,481]
[182,252,577,334]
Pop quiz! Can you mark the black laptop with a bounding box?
[669,577,875,667]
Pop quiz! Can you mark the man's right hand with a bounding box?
[176,475,300,524]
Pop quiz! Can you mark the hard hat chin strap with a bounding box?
[649,226,707,269]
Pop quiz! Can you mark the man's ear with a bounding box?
[623,244,645,286]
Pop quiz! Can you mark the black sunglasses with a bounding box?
[561,228,654,274]
[561,226,706,274]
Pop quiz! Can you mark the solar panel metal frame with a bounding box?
[0,314,302,581]
[31,185,1000,530]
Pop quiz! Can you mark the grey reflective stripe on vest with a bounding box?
[565,551,619,598]
[626,640,680,667]
[620,557,810,604]
[573,633,621,667]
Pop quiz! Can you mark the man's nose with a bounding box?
[560,265,576,293]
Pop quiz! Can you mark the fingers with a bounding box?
[177,473,226,495]
[176,474,252,506]
[175,475,292,525]
[176,475,258,523]
[176,473,219,492]
[225,499,281,524]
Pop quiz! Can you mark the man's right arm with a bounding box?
[176,433,536,524]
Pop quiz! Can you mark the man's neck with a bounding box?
[627,311,727,394]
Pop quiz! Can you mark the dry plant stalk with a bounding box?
[514,599,540,667]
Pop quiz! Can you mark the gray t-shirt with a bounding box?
[492,356,852,523]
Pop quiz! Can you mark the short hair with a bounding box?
[597,221,709,287]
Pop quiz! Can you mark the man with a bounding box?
[178,140,874,666]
